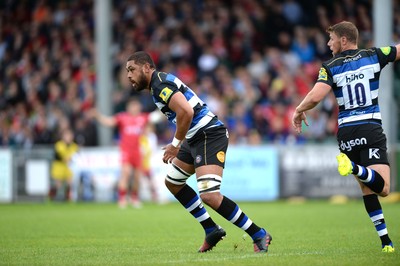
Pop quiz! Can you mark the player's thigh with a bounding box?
[193,126,229,169]
[174,141,195,175]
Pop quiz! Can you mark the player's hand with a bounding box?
[162,144,180,164]
[292,110,308,133]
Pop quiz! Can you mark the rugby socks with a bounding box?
[363,194,392,247]
[174,185,217,234]
[351,162,385,193]
[216,196,265,240]
[118,189,127,201]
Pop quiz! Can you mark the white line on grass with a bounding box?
[159,251,324,264]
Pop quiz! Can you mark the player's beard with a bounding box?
[132,72,149,91]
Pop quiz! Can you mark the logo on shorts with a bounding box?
[195,155,202,164]
[369,148,380,159]
[340,138,367,151]
[216,151,225,163]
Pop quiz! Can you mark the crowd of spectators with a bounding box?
[1,0,400,150]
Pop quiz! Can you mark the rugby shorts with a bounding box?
[337,123,389,166]
[177,125,229,168]
[120,148,142,168]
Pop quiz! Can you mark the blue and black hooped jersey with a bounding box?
[150,71,223,140]
[316,46,397,127]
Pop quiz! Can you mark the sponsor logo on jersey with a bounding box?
[349,110,366,116]
[317,67,328,81]
[159,87,173,102]
[216,151,225,163]
[345,73,364,83]
[369,148,380,159]
[340,137,367,151]
[380,46,391,56]
[343,54,362,63]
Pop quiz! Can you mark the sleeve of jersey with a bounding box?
[154,83,179,105]
[376,46,397,66]
[114,113,122,127]
[316,65,333,86]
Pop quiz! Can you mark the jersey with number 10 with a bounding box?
[317,46,397,127]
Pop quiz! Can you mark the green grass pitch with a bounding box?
[0,200,399,265]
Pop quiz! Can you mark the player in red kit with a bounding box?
[93,97,151,208]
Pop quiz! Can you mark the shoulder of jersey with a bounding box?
[325,48,375,68]
[153,71,169,85]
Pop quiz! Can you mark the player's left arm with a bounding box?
[161,91,193,163]
[292,82,331,133]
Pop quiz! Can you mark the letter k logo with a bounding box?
[369,148,380,159]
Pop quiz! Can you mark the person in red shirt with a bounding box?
[93,97,150,208]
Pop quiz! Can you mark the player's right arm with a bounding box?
[395,43,400,61]
[292,82,331,133]
[91,108,117,127]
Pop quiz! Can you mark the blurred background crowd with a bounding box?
[1,0,400,149]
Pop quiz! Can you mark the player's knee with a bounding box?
[165,163,190,187]
[197,174,222,204]
[199,191,222,207]
[379,183,390,197]
[164,178,181,194]
[199,192,212,205]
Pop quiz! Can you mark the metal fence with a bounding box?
[2,144,399,203]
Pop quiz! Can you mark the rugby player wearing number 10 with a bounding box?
[126,51,271,253]
[292,21,400,253]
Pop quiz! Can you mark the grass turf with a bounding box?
[0,200,399,265]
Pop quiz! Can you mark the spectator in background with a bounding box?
[291,26,316,64]
[0,0,399,148]
[49,128,79,201]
